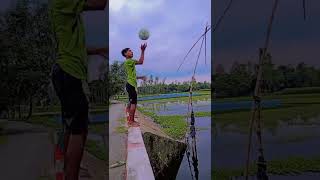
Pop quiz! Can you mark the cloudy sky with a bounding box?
[109,0,211,84]
[214,0,320,72]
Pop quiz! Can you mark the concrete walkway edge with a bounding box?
[126,125,155,180]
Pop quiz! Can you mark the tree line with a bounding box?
[0,0,56,120]
[213,53,320,98]
[108,61,211,98]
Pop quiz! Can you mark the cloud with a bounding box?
[110,0,211,82]
[110,0,164,13]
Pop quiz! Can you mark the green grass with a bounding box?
[89,123,107,134]
[0,135,7,144]
[213,156,320,180]
[195,111,211,117]
[85,139,106,161]
[28,115,60,129]
[138,107,188,139]
[118,117,126,124]
[115,126,128,134]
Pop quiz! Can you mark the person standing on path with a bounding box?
[50,0,107,179]
[122,44,147,127]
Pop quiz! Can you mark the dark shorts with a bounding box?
[126,83,137,104]
[51,63,89,134]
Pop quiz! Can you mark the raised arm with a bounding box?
[136,43,147,65]
[83,0,108,11]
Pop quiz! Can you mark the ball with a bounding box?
[139,28,150,40]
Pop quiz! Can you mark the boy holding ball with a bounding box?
[121,43,147,127]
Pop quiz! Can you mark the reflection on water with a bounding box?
[176,116,211,180]
[214,114,320,179]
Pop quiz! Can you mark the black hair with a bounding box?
[121,48,130,57]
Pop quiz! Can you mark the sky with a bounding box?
[214,0,320,72]
[109,0,211,84]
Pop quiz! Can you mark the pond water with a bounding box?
[138,93,201,101]
[214,111,320,178]
[141,100,211,180]
[141,100,211,115]
[214,122,320,168]
[212,100,281,112]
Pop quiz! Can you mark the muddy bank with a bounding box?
[143,132,186,180]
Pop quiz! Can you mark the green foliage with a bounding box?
[89,123,107,134]
[108,61,126,99]
[138,78,211,95]
[28,115,60,129]
[276,87,320,95]
[85,140,107,161]
[0,0,56,120]
[214,60,320,98]
[115,126,127,134]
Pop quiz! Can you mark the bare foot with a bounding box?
[128,121,140,127]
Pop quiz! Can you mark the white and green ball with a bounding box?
[139,28,150,40]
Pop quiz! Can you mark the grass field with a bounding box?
[213,156,320,180]
[214,93,320,129]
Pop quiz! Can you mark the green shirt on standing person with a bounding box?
[50,0,87,80]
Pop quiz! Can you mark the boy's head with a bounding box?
[121,48,133,58]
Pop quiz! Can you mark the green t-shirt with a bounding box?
[124,59,137,90]
[50,0,87,80]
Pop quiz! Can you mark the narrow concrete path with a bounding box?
[109,102,127,180]
[0,120,108,180]
[0,121,54,180]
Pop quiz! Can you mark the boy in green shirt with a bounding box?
[122,43,147,127]
[50,0,107,179]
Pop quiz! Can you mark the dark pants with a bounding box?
[126,83,137,104]
[51,63,89,134]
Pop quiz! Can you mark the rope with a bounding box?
[177,0,234,72]
[244,0,279,179]
[303,0,306,20]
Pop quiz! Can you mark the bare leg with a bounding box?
[65,132,87,180]
[63,131,70,172]
[126,103,130,121]
[128,104,139,127]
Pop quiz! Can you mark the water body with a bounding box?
[138,93,201,101]
[141,100,211,180]
[214,110,320,178]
